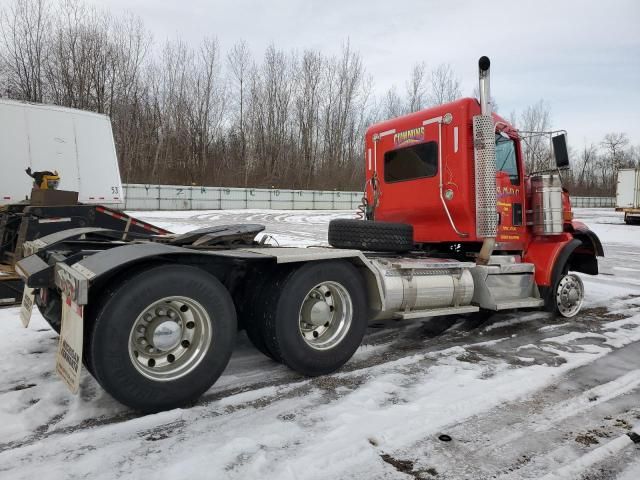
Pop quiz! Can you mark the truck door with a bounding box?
[495,133,526,250]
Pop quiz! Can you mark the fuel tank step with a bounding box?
[494,297,545,310]
[393,305,480,320]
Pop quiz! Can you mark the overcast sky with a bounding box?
[84,0,639,148]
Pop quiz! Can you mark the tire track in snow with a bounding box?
[392,340,640,480]
[1,310,639,480]
[2,208,640,478]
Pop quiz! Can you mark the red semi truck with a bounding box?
[16,57,603,412]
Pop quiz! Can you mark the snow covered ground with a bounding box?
[0,208,639,479]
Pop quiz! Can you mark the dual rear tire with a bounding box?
[245,260,368,376]
[86,261,367,412]
[88,265,236,413]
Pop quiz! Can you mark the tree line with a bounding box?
[1,0,637,194]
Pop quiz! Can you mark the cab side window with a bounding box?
[384,141,438,183]
[495,135,519,184]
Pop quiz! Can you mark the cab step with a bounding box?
[494,297,544,310]
[470,263,543,311]
[393,305,480,320]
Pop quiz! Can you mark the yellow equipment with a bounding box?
[25,167,60,190]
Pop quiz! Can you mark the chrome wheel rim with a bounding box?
[556,274,584,318]
[298,281,353,350]
[128,296,212,381]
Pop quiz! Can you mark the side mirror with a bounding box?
[552,134,569,168]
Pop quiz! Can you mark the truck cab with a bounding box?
[363,95,602,303]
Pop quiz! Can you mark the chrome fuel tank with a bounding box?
[368,257,474,318]
[531,174,563,235]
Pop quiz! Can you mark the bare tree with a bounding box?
[8,0,624,194]
[601,132,630,171]
[295,49,323,187]
[383,85,403,118]
[191,37,226,182]
[517,100,552,172]
[405,61,426,113]
[227,40,252,184]
[427,63,461,106]
[0,0,50,101]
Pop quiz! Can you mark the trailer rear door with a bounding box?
[616,168,639,208]
[0,99,123,206]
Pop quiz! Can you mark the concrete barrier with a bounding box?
[120,184,613,211]
[122,184,363,211]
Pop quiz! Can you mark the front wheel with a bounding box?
[260,260,368,376]
[89,264,237,412]
[546,272,585,318]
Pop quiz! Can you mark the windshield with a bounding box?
[495,134,519,184]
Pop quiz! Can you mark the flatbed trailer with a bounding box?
[0,202,169,305]
[0,96,169,305]
[15,57,604,413]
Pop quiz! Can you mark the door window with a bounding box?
[495,135,519,184]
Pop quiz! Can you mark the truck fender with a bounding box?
[524,235,577,287]
[22,227,111,256]
[72,243,226,284]
[570,220,604,257]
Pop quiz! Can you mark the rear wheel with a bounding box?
[260,261,368,376]
[89,264,236,412]
[36,290,62,334]
[242,269,280,361]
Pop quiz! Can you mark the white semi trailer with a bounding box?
[616,168,640,224]
[0,98,123,205]
[0,100,166,306]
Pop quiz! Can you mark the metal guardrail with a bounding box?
[119,184,615,211]
[121,184,363,211]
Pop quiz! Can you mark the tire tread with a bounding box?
[328,219,413,252]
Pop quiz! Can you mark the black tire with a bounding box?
[625,215,640,225]
[36,289,62,334]
[242,268,280,361]
[261,260,368,376]
[88,264,237,412]
[543,262,569,315]
[328,219,413,252]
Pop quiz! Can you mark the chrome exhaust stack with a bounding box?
[478,56,492,116]
[474,56,497,265]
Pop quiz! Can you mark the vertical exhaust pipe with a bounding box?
[476,56,496,266]
[478,56,491,116]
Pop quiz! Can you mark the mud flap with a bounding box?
[55,293,84,394]
[20,287,35,327]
